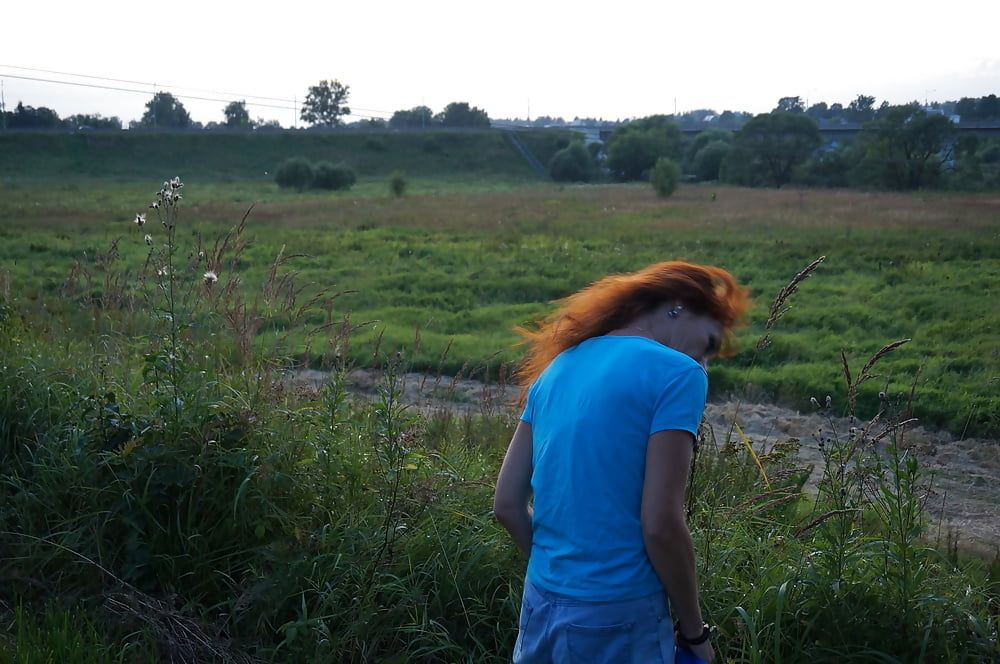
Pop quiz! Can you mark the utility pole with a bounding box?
[0,79,6,131]
[527,97,531,124]
[293,95,297,129]
[152,82,157,128]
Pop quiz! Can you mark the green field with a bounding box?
[1,169,997,435]
[2,134,999,661]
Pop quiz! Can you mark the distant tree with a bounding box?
[650,157,682,197]
[691,140,732,181]
[774,96,805,114]
[311,161,356,190]
[955,97,979,120]
[805,102,829,121]
[254,118,282,132]
[726,112,821,186]
[435,102,490,128]
[856,103,955,190]
[716,110,751,129]
[7,102,62,129]
[532,115,565,127]
[684,128,733,166]
[64,113,121,130]
[549,142,593,182]
[389,106,435,129]
[979,94,1000,120]
[223,100,253,129]
[847,94,877,123]
[300,80,351,128]
[141,92,191,129]
[275,157,314,190]
[607,116,682,181]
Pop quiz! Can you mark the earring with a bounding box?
[667,305,683,319]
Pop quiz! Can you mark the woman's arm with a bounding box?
[641,429,714,661]
[493,420,534,556]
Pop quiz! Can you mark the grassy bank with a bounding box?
[0,129,572,180]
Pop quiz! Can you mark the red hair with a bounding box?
[515,261,751,404]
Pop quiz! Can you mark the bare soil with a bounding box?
[293,368,1000,550]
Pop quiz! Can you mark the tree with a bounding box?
[806,102,829,121]
[389,106,435,129]
[728,112,820,186]
[979,94,1000,120]
[435,102,490,128]
[300,80,351,128]
[141,92,191,129]
[549,142,593,182]
[691,141,732,181]
[607,116,682,181]
[847,94,877,123]
[7,102,61,129]
[774,96,805,114]
[64,113,121,130]
[856,103,955,190]
[223,100,253,129]
[650,157,681,197]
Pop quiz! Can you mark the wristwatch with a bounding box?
[676,622,714,646]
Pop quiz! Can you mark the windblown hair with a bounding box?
[515,261,751,404]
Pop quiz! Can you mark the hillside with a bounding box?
[0,128,574,180]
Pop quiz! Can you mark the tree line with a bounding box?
[1,79,491,131]
[547,96,1000,192]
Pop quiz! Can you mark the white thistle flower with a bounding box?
[149,201,160,210]
[134,213,146,226]
[144,234,153,245]
[198,251,205,259]
[170,176,184,190]
[809,396,820,408]
[203,270,218,285]
[157,267,169,277]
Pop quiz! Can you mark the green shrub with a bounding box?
[690,140,732,181]
[548,142,592,183]
[312,161,356,190]
[274,157,314,190]
[650,157,681,197]
[388,171,407,197]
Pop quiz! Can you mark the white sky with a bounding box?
[3,0,999,125]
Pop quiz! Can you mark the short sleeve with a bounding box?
[519,380,539,424]
[649,367,708,437]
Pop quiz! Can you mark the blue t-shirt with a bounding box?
[520,335,708,601]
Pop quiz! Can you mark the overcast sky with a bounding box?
[3,0,999,126]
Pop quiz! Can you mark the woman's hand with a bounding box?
[687,640,715,663]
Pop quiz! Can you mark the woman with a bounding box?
[494,261,750,663]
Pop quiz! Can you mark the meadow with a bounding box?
[1,174,996,435]
[1,135,999,661]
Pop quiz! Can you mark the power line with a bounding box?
[0,63,400,118]
[0,63,296,105]
[0,72,394,121]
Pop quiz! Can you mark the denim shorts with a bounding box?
[513,579,676,663]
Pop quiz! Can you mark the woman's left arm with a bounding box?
[493,421,534,556]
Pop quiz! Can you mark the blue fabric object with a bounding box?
[520,336,708,601]
[513,578,676,664]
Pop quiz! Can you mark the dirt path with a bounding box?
[293,369,1000,549]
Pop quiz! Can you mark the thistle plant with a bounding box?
[135,177,189,425]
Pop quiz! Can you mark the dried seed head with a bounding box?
[825,395,832,408]
[144,234,153,245]
[133,213,146,226]
[203,270,218,285]
[879,391,887,401]
[810,397,820,408]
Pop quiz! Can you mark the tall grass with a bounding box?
[0,179,997,661]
